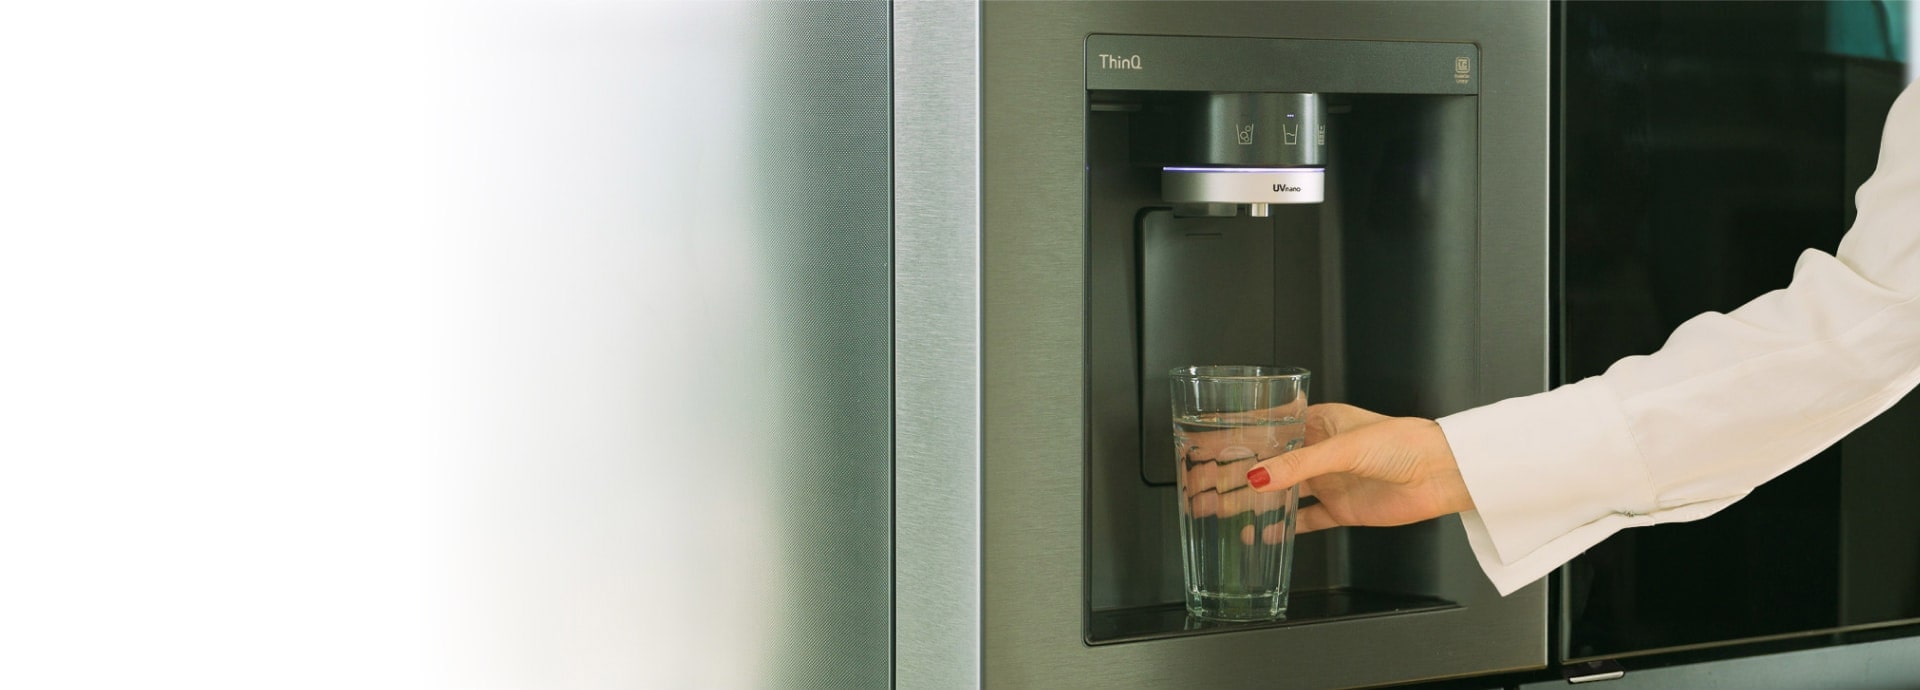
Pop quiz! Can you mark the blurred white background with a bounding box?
[2,2,437,688]
[0,1,893,688]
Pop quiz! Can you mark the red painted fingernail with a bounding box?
[1246,466,1271,489]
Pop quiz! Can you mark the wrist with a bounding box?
[1416,417,1474,514]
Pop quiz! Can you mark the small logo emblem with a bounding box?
[1454,56,1471,85]
[1098,54,1142,70]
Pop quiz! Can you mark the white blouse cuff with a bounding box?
[1438,377,1661,595]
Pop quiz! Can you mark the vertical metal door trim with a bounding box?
[893,1,982,687]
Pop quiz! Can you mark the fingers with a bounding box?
[1183,445,1263,519]
[1188,490,1220,519]
[1259,521,1289,544]
[1241,521,1295,546]
[1295,503,1340,534]
[1304,403,1388,445]
[1257,404,1381,496]
[1183,452,1260,497]
[1224,485,1293,516]
[1193,485,1290,520]
[1246,438,1354,494]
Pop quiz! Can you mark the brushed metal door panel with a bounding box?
[977,2,1552,688]
[894,1,984,688]
[439,2,893,688]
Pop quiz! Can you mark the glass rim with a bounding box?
[1168,364,1311,381]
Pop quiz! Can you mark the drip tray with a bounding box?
[1086,587,1459,645]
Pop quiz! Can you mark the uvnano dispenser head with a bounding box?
[1159,92,1326,217]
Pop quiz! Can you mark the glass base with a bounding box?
[1186,590,1288,622]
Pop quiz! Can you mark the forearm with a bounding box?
[1445,82,1920,595]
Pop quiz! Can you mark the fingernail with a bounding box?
[1246,466,1271,490]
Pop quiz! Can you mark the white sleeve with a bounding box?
[1441,81,1920,596]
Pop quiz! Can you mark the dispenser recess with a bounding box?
[913,3,1554,685]
[1085,33,1519,651]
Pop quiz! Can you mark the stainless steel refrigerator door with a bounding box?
[438,2,893,687]
[903,2,1554,687]
[895,1,986,688]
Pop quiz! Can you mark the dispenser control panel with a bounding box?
[1086,34,1479,95]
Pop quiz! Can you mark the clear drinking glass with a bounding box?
[1169,365,1309,622]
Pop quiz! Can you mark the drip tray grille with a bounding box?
[1087,587,1459,645]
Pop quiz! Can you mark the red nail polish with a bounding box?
[1246,466,1271,489]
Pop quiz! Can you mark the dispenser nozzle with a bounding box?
[1154,93,1327,214]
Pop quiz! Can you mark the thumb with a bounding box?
[1246,435,1356,493]
[1304,402,1388,445]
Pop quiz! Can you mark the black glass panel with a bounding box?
[1558,0,1915,662]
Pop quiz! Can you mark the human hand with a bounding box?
[1244,403,1474,534]
[1175,409,1302,546]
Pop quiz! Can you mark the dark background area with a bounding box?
[1556,0,1916,664]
